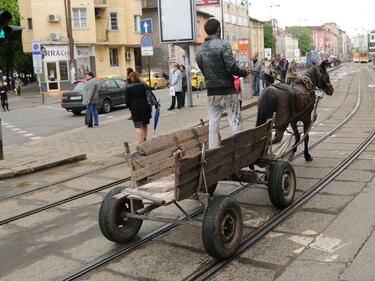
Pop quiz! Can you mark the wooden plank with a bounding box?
[133,157,175,182]
[134,146,177,168]
[147,166,175,183]
[175,178,199,201]
[136,125,208,156]
[177,154,201,175]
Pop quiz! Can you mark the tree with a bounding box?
[264,22,276,56]
[287,26,314,56]
[0,0,20,24]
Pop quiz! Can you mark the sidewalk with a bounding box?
[0,92,258,180]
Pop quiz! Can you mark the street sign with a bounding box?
[140,34,154,47]
[141,18,153,35]
[158,0,197,43]
[32,40,41,55]
[265,48,272,60]
[141,46,154,56]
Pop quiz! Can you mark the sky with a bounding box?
[248,0,375,37]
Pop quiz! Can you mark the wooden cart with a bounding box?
[99,120,296,260]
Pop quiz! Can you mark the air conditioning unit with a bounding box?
[125,52,132,60]
[48,14,60,22]
[49,32,60,41]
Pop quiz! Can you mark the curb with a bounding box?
[0,153,87,180]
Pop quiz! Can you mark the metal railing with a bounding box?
[96,29,108,42]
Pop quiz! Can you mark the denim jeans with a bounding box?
[252,75,260,96]
[207,94,243,149]
[88,104,99,126]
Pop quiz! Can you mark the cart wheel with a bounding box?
[202,196,243,260]
[207,183,217,196]
[268,161,296,209]
[99,186,143,243]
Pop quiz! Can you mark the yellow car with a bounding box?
[191,69,205,90]
[141,72,169,90]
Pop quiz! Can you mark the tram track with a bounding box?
[56,71,363,281]
[0,66,348,228]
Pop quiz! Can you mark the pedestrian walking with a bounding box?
[264,58,276,86]
[0,81,10,111]
[233,76,242,109]
[168,64,183,110]
[251,54,262,96]
[84,71,99,128]
[279,55,289,83]
[126,68,134,120]
[125,72,155,143]
[15,77,22,96]
[180,65,187,107]
[196,18,249,149]
[261,58,267,88]
[286,61,298,85]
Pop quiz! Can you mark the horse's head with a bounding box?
[313,60,334,96]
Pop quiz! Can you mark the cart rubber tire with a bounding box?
[99,186,143,243]
[268,161,296,209]
[207,183,217,196]
[202,196,243,260]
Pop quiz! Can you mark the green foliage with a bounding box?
[264,22,276,56]
[15,51,33,74]
[287,26,314,56]
[0,0,21,24]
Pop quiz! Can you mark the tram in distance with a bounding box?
[352,51,370,63]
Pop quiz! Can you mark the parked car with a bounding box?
[61,77,126,115]
[191,69,205,90]
[141,71,169,90]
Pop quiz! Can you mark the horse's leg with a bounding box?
[272,125,287,144]
[303,120,313,161]
[291,121,300,154]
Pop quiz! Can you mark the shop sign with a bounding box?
[42,45,69,61]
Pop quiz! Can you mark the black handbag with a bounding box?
[143,84,158,106]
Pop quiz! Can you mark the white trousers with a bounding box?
[208,94,243,149]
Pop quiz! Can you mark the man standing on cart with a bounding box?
[196,18,249,149]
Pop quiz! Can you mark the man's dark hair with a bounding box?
[204,18,220,36]
[85,71,95,78]
[126,67,134,77]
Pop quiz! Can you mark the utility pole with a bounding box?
[65,0,76,83]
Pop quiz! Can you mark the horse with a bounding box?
[256,60,334,161]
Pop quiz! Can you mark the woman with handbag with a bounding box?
[125,72,158,143]
[168,64,182,110]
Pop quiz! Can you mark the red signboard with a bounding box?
[196,0,220,6]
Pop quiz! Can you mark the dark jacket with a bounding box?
[0,86,8,100]
[125,82,152,123]
[279,59,289,71]
[196,35,247,95]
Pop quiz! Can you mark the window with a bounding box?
[110,12,118,31]
[27,18,33,30]
[72,8,87,29]
[109,48,119,66]
[104,79,119,89]
[59,61,69,81]
[224,13,230,23]
[115,79,126,88]
[134,15,141,32]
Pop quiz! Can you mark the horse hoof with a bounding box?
[305,155,313,161]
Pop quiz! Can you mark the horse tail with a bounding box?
[256,88,277,126]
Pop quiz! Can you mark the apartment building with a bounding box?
[20,0,142,91]
[249,17,264,59]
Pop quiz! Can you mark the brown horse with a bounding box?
[256,61,334,161]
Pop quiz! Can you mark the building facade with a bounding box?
[249,17,264,59]
[20,0,142,91]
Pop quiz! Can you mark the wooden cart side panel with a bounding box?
[137,126,208,156]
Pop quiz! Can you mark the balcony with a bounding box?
[96,29,109,43]
[94,0,107,8]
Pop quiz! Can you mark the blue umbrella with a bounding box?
[154,107,160,133]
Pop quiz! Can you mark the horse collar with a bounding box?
[302,76,314,91]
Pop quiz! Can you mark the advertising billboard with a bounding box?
[158,0,197,43]
[196,0,220,6]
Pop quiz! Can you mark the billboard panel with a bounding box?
[158,0,196,43]
[196,0,220,6]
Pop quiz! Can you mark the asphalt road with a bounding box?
[0,87,180,147]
